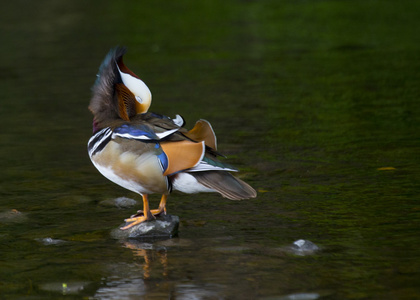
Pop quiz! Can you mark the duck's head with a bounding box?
[89,47,152,129]
[116,55,152,114]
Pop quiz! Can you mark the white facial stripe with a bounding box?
[116,64,152,103]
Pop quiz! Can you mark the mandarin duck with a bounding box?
[88,47,256,230]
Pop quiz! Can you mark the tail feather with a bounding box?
[191,171,257,200]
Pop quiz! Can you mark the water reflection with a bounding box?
[94,239,227,299]
[91,236,323,299]
[123,240,169,280]
[173,283,225,300]
[94,273,147,299]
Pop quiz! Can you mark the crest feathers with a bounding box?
[89,47,127,127]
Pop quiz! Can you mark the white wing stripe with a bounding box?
[186,161,237,173]
[112,127,179,141]
[112,132,152,140]
[156,128,179,139]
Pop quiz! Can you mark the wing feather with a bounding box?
[184,119,217,150]
[191,171,257,200]
[161,141,205,176]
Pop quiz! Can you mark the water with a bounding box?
[1,1,420,299]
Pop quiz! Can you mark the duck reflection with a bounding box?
[93,240,169,298]
[93,238,227,299]
[123,239,169,279]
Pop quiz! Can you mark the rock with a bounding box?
[99,197,137,208]
[40,281,92,295]
[36,237,66,245]
[94,278,146,299]
[289,239,319,256]
[273,292,320,300]
[262,291,334,300]
[114,197,137,208]
[0,209,27,223]
[111,214,179,241]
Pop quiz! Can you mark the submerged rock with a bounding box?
[114,197,137,208]
[111,214,179,241]
[99,197,137,208]
[289,239,319,256]
[274,292,320,300]
[36,237,66,245]
[40,281,92,295]
[94,278,146,299]
[0,209,27,223]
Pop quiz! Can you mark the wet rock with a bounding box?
[99,197,137,208]
[111,214,179,241]
[289,239,319,256]
[0,209,27,223]
[263,290,334,300]
[40,281,92,295]
[265,292,320,300]
[36,237,66,245]
[174,282,222,299]
[114,197,137,208]
[94,278,146,299]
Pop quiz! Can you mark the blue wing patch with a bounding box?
[155,143,169,173]
[113,124,159,140]
[113,124,179,141]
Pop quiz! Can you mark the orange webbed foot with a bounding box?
[121,194,156,230]
[120,214,156,230]
[131,207,167,218]
[131,194,167,218]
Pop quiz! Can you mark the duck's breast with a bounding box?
[91,139,169,195]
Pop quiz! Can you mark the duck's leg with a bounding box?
[131,194,168,217]
[121,194,155,230]
[153,194,167,216]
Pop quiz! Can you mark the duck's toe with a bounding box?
[120,214,155,230]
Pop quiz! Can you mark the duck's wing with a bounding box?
[113,123,179,141]
[183,119,217,150]
[120,113,232,175]
[138,113,218,150]
[112,121,207,177]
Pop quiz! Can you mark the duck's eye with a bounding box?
[135,96,143,103]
